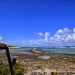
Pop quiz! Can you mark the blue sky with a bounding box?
[0,0,75,46]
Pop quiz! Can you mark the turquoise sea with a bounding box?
[0,47,75,55]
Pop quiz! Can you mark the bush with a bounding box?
[14,63,24,75]
[0,60,10,75]
[0,61,24,75]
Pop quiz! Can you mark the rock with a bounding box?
[29,48,42,54]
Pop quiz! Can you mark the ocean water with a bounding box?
[41,47,75,54]
[0,47,75,55]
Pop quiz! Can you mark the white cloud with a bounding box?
[38,32,50,42]
[0,36,3,41]
[7,27,75,46]
[44,32,50,42]
[36,27,75,46]
[63,28,70,33]
[65,33,75,43]
[56,29,63,35]
[49,27,75,45]
[73,28,75,32]
[56,28,70,35]
[38,32,44,37]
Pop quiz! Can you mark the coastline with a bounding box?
[0,50,75,71]
[8,47,21,48]
[1,49,75,74]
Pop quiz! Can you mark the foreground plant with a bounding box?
[0,60,24,75]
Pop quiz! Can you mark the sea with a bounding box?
[0,47,75,56]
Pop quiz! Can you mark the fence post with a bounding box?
[0,43,15,75]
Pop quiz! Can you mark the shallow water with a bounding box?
[0,47,75,55]
[41,48,75,54]
[38,55,50,59]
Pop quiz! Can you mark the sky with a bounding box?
[0,0,75,46]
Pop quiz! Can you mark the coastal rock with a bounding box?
[29,48,42,54]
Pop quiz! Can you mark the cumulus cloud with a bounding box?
[1,28,75,46]
[21,27,75,46]
[49,28,75,45]
[44,32,50,42]
[73,28,75,32]
[56,28,71,35]
[36,27,75,45]
[65,32,75,43]
[38,32,50,42]
[38,32,44,37]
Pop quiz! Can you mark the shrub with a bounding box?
[14,63,24,75]
[0,60,24,75]
[0,60,10,75]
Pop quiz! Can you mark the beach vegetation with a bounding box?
[0,60,24,75]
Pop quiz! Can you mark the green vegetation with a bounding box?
[0,60,24,75]
[0,61,10,75]
[13,63,24,75]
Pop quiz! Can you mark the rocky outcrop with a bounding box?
[29,48,42,54]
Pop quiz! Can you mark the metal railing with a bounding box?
[0,43,14,75]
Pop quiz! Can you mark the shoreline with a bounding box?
[1,50,75,74]
[9,47,21,48]
[1,49,75,58]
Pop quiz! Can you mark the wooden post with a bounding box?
[11,56,17,66]
[12,58,16,66]
[0,43,15,75]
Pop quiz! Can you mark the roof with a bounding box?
[0,43,8,47]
